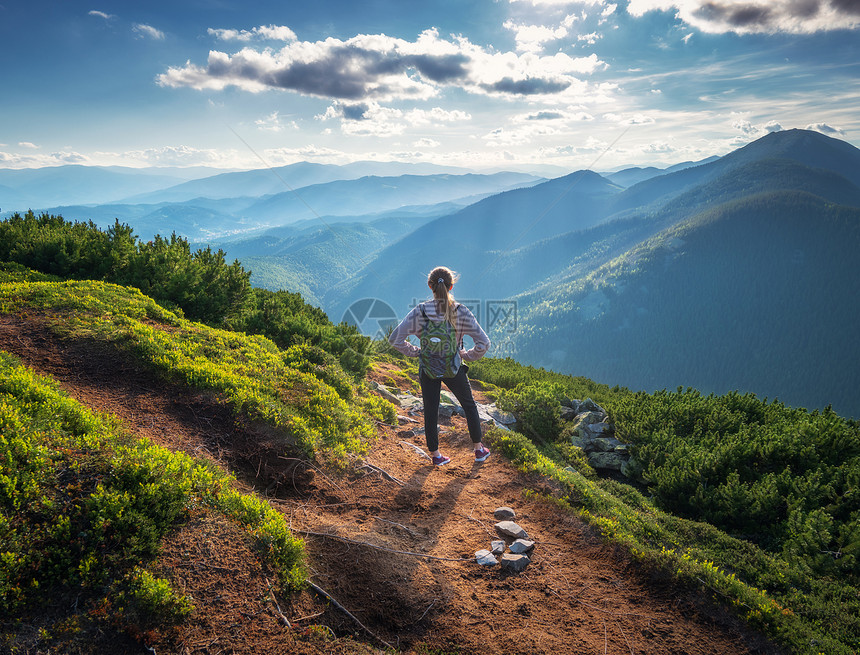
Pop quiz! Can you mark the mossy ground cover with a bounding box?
[0,275,393,464]
[0,350,306,649]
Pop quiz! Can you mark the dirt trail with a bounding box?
[0,315,778,654]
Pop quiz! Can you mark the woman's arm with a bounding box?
[388,305,422,357]
[457,306,491,361]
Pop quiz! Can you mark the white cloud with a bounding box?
[64,145,246,168]
[208,25,297,42]
[0,149,92,168]
[504,19,570,52]
[255,111,291,132]
[626,0,860,34]
[806,122,845,136]
[731,117,784,138]
[18,142,39,149]
[88,10,114,20]
[316,102,471,137]
[133,23,165,40]
[414,137,441,148]
[405,107,472,125]
[509,0,610,6]
[604,112,656,125]
[158,27,606,103]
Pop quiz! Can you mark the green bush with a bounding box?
[497,381,565,442]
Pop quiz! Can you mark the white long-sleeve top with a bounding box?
[388,300,491,364]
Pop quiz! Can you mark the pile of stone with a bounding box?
[560,397,641,481]
[475,507,534,573]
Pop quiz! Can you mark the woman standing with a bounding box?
[388,266,491,466]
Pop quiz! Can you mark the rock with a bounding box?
[621,457,646,483]
[494,506,516,521]
[490,540,506,555]
[397,415,418,424]
[586,421,612,436]
[574,411,604,427]
[590,437,624,452]
[474,402,516,428]
[561,398,581,413]
[438,403,456,418]
[579,398,601,413]
[509,539,535,554]
[495,521,529,540]
[500,553,531,572]
[440,390,458,405]
[397,394,423,410]
[475,549,498,566]
[376,386,401,406]
[560,406,579,421]
[588,451,627,472]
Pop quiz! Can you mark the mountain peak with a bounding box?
[724,128,860,186]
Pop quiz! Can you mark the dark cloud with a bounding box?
[341,103,370,120]
[253,47,467,99]
[403,54,469,82]
[830,0,860,15]
[526,111,565,120]
[266,58,375,100]
[695,2,775,27]
[484,77,570,95]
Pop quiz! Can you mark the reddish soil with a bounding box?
[0,314,780,655]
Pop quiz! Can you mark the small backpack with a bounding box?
[419,303,461,379]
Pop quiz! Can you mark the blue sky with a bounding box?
[1,0,858,172]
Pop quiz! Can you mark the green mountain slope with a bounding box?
[515,190,860,417]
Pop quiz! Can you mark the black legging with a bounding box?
[419,364,483,453]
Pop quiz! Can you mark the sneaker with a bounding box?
[432,454,451,466]
[474,447,491,462]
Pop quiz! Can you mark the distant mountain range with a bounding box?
[315,129,860,418]
[3,129,859,417]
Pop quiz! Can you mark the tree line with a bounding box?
[0,211,371,377]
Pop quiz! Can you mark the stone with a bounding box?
[621,457,646,483]
[490,540,506,555]
[376,385,401,406]
[438,403,456,418]
[509,539,535,554]
[561,398,581,413]
[590,437,624,452]
[574,411,604,427]
[475,549,498,566]
[560,406,579,421]
[494,506,516,521]
[585,422,613,436]
[495,520,529,540]
[474,402,516,428]
[588,451,627,472]
[579,398,601,413]
[500,553,531,572]
[397,394,423,410]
